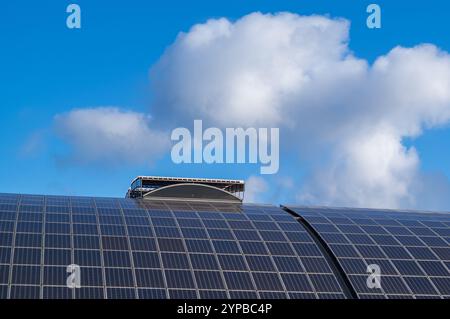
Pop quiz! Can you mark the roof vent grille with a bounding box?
[126,176,245,203]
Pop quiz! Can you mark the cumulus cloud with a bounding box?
[298,129,420,208]
[151,13,362,127]
[151,12,450,209]
[54,107,169,165]
[245,175,269,203]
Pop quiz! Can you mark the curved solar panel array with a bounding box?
[0,193,352,299]
[284,206,450,299]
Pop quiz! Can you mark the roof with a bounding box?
[0,192,448,299]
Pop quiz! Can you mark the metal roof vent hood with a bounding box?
[126,176,245,203]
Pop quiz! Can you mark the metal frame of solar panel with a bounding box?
[283,206,450,299]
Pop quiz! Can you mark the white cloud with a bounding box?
[298,129,420,208]
[244,175,269,203]
[54,107,169,165]
[151,12,450,209]
[152,13,365,127]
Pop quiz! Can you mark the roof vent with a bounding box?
[126,176,245,203]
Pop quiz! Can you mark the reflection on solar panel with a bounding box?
[1,192,449,299]
[0,193,353,299]
[284,206,450,299]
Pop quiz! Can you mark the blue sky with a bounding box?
[1,1,450,209]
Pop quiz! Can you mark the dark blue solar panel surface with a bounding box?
[0,194,349,299]
[285,206,450,299]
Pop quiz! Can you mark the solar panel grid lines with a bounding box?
[323,223,396,299]
[117,203,139,299]
[221,211,267,299]
[1,194,449,299]
[266,206,342,297]
[6,194,21,299]
[138,202,169,299]
[177,202,235,297]
[285,206,450,299]
[265,218,319,298]
[99,200,135,298]
[171,201,346,298]
[40,195,47,299]
[174,201,257,298]
[3,198,344,300]
[166,203,201,298]
[295,218,359,299]
[182,204,231,299]
[222,208,286,299]
[89,196,107,299]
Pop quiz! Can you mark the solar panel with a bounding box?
[0,195,354,299]
[285,206,450,299]
[2,194,448,299]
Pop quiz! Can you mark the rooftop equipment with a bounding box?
[126,176,245,202]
